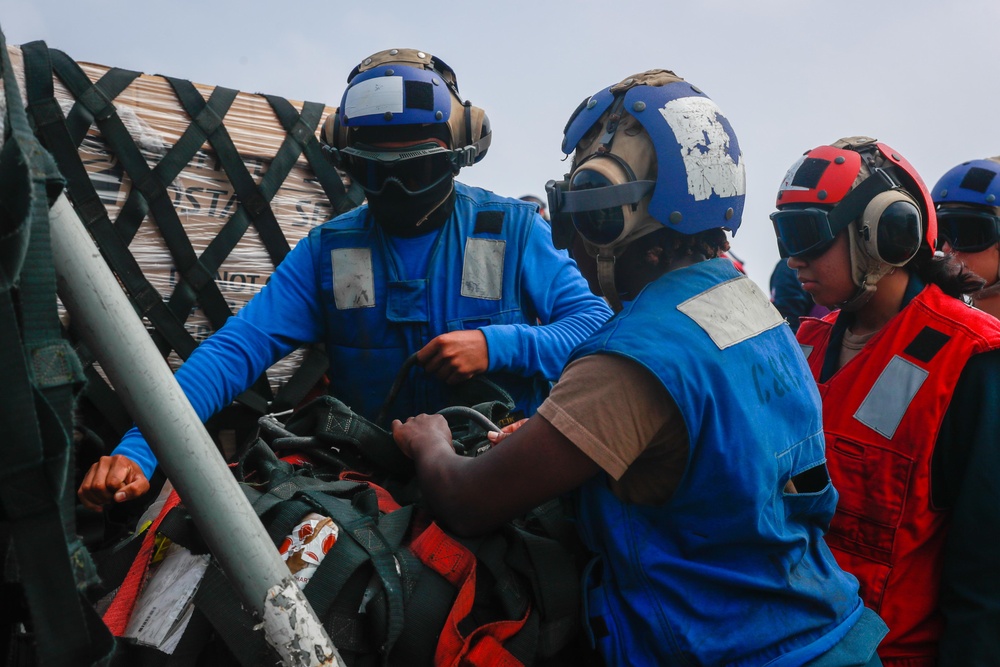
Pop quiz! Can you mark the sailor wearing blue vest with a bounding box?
[393,69,888,666]
[78,48,611,509]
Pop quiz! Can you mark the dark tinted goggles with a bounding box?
[769,207,840,259]
[342,142,455,195]
[937,209,1000,253]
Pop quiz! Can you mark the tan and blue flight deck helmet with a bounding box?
[545,70,746,311]
[771,137,937,310]
[321,48,491,196]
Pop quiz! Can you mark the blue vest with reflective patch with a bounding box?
[570,259,864,666]
[309,182,548,422]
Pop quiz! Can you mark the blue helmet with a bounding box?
[322,49,490,171]
[546,70,745,255]
[932,158,1000,254]
[932,158,1000,209]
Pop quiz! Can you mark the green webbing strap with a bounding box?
[21,42,196,360]
[191,561,271,667]
[296,488,406,661]
[507,526,580,657]
[269,345,330,414]
[79,364,133,436]
[165,77,290,267]
[27,44,281,416]
[0,33,114,666]
[382,549,452,664]
[455,532,539,663]
[62,67,141,148]
[263,95,364,216]
[48,55,237,335]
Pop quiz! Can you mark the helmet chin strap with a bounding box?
[839,222,892,312]
[837,279,877,312]
[597,253,624,313]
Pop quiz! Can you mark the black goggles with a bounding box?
[770,168,901,258]
[937,209,1000,253]
[545,171,655,247]
[341,142,456,196]
[770,207,840,259]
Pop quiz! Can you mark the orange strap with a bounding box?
[410,521,528,667]
[101,489,182,635]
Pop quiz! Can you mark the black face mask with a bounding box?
[366,175,456,237]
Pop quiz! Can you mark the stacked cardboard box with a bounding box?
[5,44,354,394]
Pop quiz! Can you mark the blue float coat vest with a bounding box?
[310,183,550,422]
[570,259,864,666]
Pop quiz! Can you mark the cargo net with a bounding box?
[8,41,364,440]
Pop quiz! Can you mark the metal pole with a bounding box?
[49,193,344,667]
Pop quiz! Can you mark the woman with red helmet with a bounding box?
[932,157,1000,319]
[772,137,1000,667]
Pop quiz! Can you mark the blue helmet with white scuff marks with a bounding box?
[547,70,746,249]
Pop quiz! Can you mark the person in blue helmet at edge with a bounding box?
[932,156,1000,320]
[78,48,612,508]
[392,69,887,666]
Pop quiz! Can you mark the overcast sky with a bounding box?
[3,0,998,290]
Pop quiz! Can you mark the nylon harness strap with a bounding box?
[409,524,529,667]
[0,34,114,666]
[19,41,358,425]
[21,41,196,359]
[263,94,365,216]
[101,489,183,635]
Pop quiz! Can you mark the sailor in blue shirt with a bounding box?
[78,48,611,507]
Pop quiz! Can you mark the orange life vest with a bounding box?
[797,285,1000,666]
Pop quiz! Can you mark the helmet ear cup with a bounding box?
[860,189,923,266]
[321,109,348,152]
[449,101,490,165]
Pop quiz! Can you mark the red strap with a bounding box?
[338,472,401,513]
[410,522,528,667]
[101,489,182,635]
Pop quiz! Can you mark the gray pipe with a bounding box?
[49,193,344,667]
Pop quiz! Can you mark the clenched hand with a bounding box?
[78,455,150,511]
[416,330,489,384]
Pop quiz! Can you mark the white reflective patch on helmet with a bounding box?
[677,275,784,349]
[658,97,746,201]
[344,76,404,119]
[332,248,375,309]
[778,155,810,192]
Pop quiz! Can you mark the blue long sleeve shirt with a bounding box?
[114,183,612,478]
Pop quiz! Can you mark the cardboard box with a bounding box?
[5,44,353,394]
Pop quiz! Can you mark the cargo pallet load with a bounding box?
[0,25,589,667]
[0,25,362,667]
